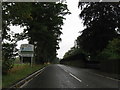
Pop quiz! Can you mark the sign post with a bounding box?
[19,44,34,67]
[31,57,33,67]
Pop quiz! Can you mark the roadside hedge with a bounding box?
[100,59,120,74]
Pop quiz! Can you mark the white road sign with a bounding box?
[20,44,34,52]
[20,53,34,57]
[19,44,34,57]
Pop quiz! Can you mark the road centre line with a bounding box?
[58,65,82,83]
[69,73,82,82]
[58,65,68,73]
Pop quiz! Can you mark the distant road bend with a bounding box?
[21,64,119,88]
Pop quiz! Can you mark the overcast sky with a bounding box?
[10,0,84,59]
[57,0,84,58]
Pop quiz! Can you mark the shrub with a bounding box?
[2,60,14,75]
[2,43,18,74]
[97,38,120,60]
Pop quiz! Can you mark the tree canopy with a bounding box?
[77,2,120,57]
[2,2,70,74]
[98,38,120,60]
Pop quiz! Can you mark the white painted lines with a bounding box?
[63,69,68,73]
[19,67,46,88]
[58,65,82,83]
[93,73,120,82]
[20,78,33,88]
[69,73,82,83]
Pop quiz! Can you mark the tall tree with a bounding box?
[77,2,120,57]
[2,2,70,64]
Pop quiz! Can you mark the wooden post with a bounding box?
[21,57,23,64]
[31,57,33,67]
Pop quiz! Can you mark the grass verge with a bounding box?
[2,63,47,88]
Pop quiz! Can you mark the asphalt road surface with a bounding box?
[21,64,119,88]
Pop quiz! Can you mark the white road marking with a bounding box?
[63,69,68,73]
[19,67,46,88]
[20,78,33,88]
[94,73,120,82]
[35,72,42,77]
[69,73,82,82]
[57,65,68,73]
[58,65,82,83]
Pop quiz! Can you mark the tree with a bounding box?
[77,2,120,58]
[98,38,120,60]
[2,2,70,64]
[25,2,70,63]
[2,2,32,40]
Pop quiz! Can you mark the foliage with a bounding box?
[2,64,47,88]
[63,46,80,59]
[2,3,24,74]
[26,3,70,63]
[98,38,120,60]
[2,3,32,40]
[2,2,70,64]
[63,45,87,63]
[77,2,120,57]
[2,43,18,74]
[2,59,13,74]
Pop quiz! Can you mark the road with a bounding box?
[21,64,119,88]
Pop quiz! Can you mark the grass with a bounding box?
[2,63,47,88]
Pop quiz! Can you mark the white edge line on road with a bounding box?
[19,67,46,88]
[20,78,33,88]
[63,69,68,73]
[69,73,82,82]
[94,73,120,82]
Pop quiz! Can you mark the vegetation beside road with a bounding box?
[61,60,86,68]
[61,2,120,74]
[2,2,70,75]
[2,63,47,88]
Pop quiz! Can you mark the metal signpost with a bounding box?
[19,44,34,67]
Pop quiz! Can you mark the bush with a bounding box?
[2,60,14,75]
[2,43,18,75]
[97,38,120,60]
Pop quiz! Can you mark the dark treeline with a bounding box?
[60,53,87,63]
[61,2,120,74]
